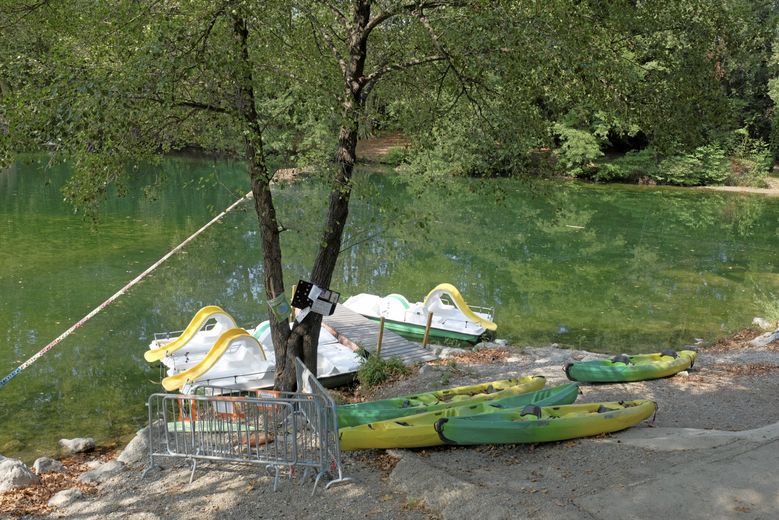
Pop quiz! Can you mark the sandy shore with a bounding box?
[5,332,779,519]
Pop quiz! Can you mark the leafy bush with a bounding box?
[593,148,659,182]
[552,123,604,176]
[656,145,730,186]
[357,355,410,388]
[382,146,408,166]
[725,129,772,187]
[591,129,772,187]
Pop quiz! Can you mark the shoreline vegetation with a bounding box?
[3,324,779,519]
[356,132,779,194]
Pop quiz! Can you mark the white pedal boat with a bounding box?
[342,283,497,343]
[146,306,363,393]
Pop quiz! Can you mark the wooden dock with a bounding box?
[322,305,437,365]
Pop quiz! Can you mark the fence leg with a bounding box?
[188,458,198,484]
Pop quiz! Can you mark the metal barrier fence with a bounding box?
[143,358,351,494]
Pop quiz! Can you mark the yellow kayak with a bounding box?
[339,383,580,450]
[337,375,546,428]
[435,400,658,445]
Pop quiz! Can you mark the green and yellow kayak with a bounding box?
[435,400,657,445]
[337,375,546,428]
[564,350,697,383]
[339,383,580,450]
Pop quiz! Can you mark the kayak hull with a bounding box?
[436,400,657,445]
[339,383,580,450]
[565,350,697,383]
[337,375,546,428]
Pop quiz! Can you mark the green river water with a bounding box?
[2,156,779,461]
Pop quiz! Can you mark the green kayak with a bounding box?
[337,375,546,428]
[339,383,580,450]
[435,400,657,445]
[564,349,697,383]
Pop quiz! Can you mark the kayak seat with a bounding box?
[660,349,678,359]
[519,404,542,419]
[611,354,632,365]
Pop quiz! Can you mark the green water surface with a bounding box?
[1,156,778,461]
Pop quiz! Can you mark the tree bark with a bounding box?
[232,14,294,390]
[289,1,370,377]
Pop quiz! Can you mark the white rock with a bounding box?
[84,460,103,470]
[77,460,124,484]
[495,339,508,346]
[48,488,84,508]
[418,364,434,376]
[752,317,774,330]
[33,457,65,474]
[59,437,95,454]
[439,347,468,359]
[0,458,40,492]
[118,427,152,466]
[749,330,779,348]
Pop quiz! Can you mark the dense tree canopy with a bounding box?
[1,0,777,387]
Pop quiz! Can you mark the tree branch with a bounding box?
[414,7,494,130]
[306,13,347,75]
[322,0,349,27]
[365,0,462,37]
[361,54,447,98]
[0,0,50,30]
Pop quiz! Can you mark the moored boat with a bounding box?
[339,383,579,450]
[342,283,496,343]
[435,400,657,445]
[564,350,697,383]
[147,307,363,392]
[145,305,237,363]
[337,375,546,428]
[160,328,271,392]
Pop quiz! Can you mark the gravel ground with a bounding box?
[8,333,779,520]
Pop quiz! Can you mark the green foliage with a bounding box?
[725,129,772,187]
[655,145,730,186]
[1,0,777,193]
[552,123,604,176]
[357,355,410,389]
[754,286,779,326]
[382,147,408,167]
[593,149,659,183]
[591,128,772,187]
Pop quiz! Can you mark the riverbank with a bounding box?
[4,328,779,519]
[699,175,779,196]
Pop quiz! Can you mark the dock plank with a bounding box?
[323,305,436,364]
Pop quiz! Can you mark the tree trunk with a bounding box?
[285,2,371,378]
[232,14,294,390]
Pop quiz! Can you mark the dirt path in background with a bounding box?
[356,132,409,162]
[701,175,779,196]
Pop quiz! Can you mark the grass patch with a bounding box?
[357,355,410,388]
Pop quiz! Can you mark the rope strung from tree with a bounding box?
[0,190,253,390]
